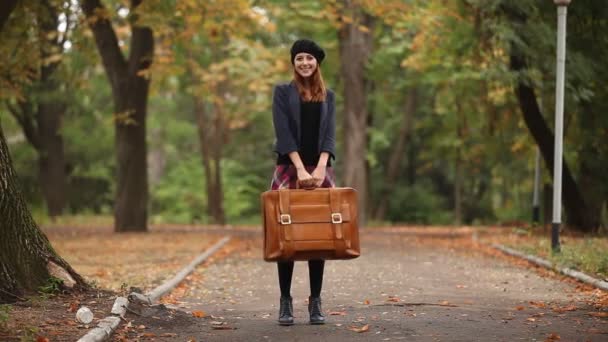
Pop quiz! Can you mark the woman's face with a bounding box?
[293,52,317,78]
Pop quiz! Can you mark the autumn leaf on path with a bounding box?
[211,321,236,330]
[545,332,561,341]
[552,305,577,313]
[363,299,370,305]
[68,301,79,313]
[529,301,547,308]
[192,310,207,318]
[348,324,370,333]
[387,296,400,302]
[588,312,608,317]
[329,311,347,316]
[515,306,526,311]
[36,337,50,342]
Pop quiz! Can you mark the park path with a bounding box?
[124,230,607,341]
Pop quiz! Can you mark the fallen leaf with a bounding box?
[515,306,525,311]
[456,284,467,289]
[329,311,347,316]
[545,332,560,341]
[68,301,79,313]
[526,317,536,322]
[438,301,451,306]
[363,299,370,305]
[348,324,370,333]
[387,296,400,302]
[137,325,146,330]
[36,337,50,342]
[213,326,236,330]
[192,310,206,318]
[552,305,577,313]
[529,301,547,308]
[588,312,608,318]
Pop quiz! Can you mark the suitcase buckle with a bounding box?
[280,214,292,225]
[331,213,343,224]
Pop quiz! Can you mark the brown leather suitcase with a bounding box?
[261,187,360,261]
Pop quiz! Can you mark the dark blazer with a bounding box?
[272,81,336,162]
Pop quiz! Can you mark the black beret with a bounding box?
[290,39,325,64]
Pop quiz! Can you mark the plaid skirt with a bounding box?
[269,165,336,190]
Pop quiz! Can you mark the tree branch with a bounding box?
[127,0,153,77]
[0,0,18,32]
[6,101,41,150]
[81,0,127,90]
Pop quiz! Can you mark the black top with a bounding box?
[277,101,331,167]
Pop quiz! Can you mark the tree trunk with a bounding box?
[37,100,67,217]
[338,0,374,225]
[37,3,67,217]
[0,124,86,303]
[509,51,594,232]
[373,87,417,221]
[82,0,153,232]
[0,0,18,31]
[6,1,69,217]
[194,98,226,225]
[454,157,463,225]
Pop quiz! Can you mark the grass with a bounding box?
[496,230,608,280]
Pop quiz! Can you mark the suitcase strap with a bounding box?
[329,188,349,258]
[278,189,295,259]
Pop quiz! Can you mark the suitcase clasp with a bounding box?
[331,213,343,224]
[280,214,292,225]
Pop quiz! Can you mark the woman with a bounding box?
[269,38,336,326]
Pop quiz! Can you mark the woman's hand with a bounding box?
[296,168,316,189]
[311,167,326,187]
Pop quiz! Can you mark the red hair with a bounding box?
[293,67,327,102]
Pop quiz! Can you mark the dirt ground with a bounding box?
[116,229,608,341]
[2,226,607,341]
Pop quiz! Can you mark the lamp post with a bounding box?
[533,147,541,224]
[551,0,571,252]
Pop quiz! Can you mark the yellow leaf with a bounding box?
[192,310,206,318]
[348,324,369,333]
[588,312,608,317]
[358,25,370,33]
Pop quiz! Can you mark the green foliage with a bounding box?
[386,182,453,225]
[0,304,10,331]
[150,156,206,224]
[1,0,607,230]
[37,276,63,295]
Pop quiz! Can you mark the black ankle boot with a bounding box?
[278,296,294,325]
[308,296,325,324]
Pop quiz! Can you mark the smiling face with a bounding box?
[293,52,318,78]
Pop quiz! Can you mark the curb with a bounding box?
[77,236,231,342]
[491,244,608,292]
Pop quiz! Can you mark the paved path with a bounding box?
[126,231,608,341]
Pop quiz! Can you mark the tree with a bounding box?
[82,0,154,232]
[0,3,86,302]
[6,0,75,217]
[502,2,596,232]
[1,124,86,303]
[338,0,375,224]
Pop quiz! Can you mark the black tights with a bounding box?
[277,260,325,298]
